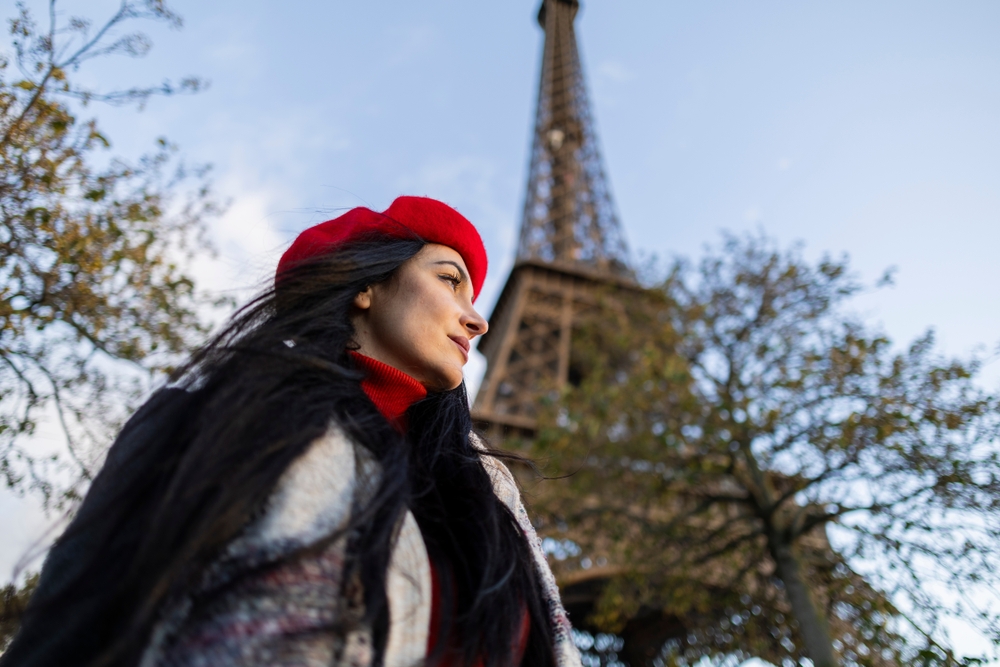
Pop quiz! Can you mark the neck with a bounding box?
[349,351,427,430]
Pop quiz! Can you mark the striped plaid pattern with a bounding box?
[140,426,581,667]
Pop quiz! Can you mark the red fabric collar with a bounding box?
[350,351,427,430]
[350,350,530,662]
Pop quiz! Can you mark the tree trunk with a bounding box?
[768,537,838,667]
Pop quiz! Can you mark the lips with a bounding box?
[450,335,470,361]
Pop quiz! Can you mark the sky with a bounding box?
[3,0,1000,658]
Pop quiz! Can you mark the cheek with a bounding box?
[379,283,444,357]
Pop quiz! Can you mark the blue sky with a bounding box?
[3,0,1000,658]
[62,0,999,381]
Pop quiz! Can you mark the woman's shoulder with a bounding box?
[235,422,380,554]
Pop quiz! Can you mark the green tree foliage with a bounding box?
[531,234,999,666]
[0,572,37,652]
[0,1,221,508]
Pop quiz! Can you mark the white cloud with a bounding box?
[200,170,289,291]
[0,491,58,581]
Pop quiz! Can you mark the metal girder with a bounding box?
[473,0,635,438]
[518,0,632,278]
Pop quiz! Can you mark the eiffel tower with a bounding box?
[472,0,635,436]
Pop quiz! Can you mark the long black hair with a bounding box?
[2,235,555,667]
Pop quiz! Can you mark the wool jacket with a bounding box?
[135,422,581,667]
[4,385,580,667]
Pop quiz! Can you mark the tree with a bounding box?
[530,233,1000,666]
[1,0,222,508]
[0,573,37,652]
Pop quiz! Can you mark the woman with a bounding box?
[2,197,581,667]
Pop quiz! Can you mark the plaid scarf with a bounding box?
[140,427,581,667]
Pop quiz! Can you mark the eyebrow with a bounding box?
[432,260,469,284]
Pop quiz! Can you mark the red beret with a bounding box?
[276,196,488,301]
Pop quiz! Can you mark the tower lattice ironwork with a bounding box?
[473,0,634,435]
[518,0,631,276]
[472,8,839,663]
[471,5,696,661]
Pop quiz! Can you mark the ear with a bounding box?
[354,286,373,310]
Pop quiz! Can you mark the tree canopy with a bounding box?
[530,233,1000,666]
[0,0,221,508]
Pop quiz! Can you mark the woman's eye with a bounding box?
[440,274,462,288]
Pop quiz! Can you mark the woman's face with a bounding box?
[351,243,488,391]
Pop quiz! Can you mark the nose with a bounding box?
[462,305,488,338]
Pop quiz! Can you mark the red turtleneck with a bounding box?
[349,351,530,666]
[349,351,427,431]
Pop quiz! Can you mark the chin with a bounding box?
[427,366,464,393]
[433,376,464,393]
